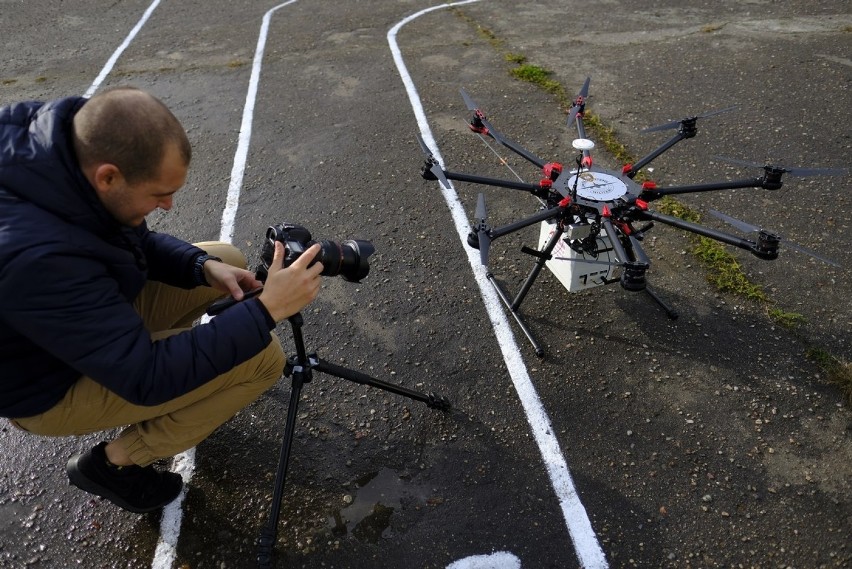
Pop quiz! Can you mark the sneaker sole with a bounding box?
[66,453,181,514]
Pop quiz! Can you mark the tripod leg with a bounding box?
[257,373,305,569]
[314,358,450,411]
[255,312,449,567]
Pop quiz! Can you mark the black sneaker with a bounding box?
[66,442,183,513]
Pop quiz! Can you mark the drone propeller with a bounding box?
[641,105,738,133]
[415,133,451,189]
[459,88,511,148]
[566,77,591,127]
[473,193,492,266]
[713,156,850,177]
[708,209,841,267]
[459,87,480,113]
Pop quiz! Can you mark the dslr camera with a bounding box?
[257,223,375,283]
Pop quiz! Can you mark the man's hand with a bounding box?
[258,242,323,322]
[203,260,263,301]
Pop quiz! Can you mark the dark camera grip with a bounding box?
[206,287,263,316]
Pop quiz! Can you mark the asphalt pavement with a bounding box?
[1,1,850,568]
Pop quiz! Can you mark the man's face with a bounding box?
[97,143,187,227]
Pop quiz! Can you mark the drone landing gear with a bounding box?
[486,222,679,357]
[488,270,545,357]
[486,223,567,358]
[256,313,450,568]
[643,285,679,320]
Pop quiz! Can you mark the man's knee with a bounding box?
[256,335,286,388]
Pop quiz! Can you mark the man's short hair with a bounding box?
[72,86,192,183]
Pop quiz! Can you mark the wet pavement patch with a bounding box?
[327,468,427,543]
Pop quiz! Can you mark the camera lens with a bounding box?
[314,239,375,282]
[258,224,374,283]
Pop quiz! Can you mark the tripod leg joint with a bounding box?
[283,353,319,382]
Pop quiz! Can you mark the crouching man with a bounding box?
[0,86,322,513]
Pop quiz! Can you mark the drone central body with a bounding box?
[559,169,634,204]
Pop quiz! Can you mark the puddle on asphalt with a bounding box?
[327,468,427,543]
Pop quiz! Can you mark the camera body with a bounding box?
[258,223,374,283]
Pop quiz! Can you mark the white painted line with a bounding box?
[388,3,608,568]
[152,2,301,568]
[84,0,162,98]
[447,552,521,569]
[151,448,196,568]
[219,0,300,244]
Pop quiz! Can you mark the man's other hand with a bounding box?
[203,260,264,301]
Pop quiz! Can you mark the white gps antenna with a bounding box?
[572,138,595,151]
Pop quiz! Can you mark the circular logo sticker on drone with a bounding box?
[570,172,628,202]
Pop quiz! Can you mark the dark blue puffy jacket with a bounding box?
[0,96,276,418]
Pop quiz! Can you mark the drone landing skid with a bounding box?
[488,220,677,357]
[643,285,679,320]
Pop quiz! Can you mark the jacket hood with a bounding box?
[0,96,120,236]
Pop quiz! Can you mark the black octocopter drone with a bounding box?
[417,78,847,356]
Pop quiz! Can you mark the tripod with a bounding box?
[255,312,450,568]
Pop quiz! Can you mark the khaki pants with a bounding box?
[13,242,284,467]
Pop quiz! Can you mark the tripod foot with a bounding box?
[256,528,276,569]
[426,393,452,411]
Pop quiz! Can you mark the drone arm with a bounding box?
[600,218,651,265]
[463,93,546,169]
[625,133,686,178]
[639,177,769,201]
[489,205,565,241]
[444,170,549,196]
[600,217,633,262]
[637,210,759,252]
[628,235,651,265]
[489,133,547,169]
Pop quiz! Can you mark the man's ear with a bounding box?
[90,163,124,195]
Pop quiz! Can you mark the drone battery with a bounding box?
[538,221,617,292]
